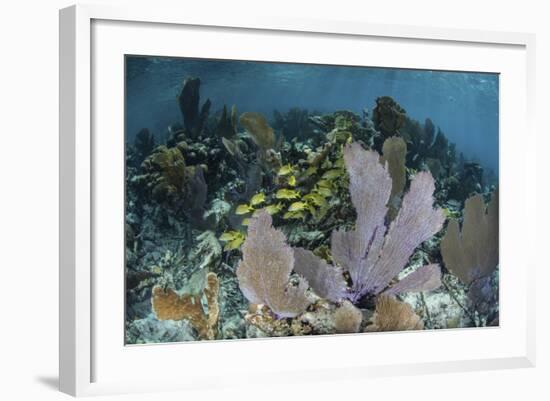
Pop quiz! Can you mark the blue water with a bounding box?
[125,56,499,173]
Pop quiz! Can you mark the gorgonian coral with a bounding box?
[236,211,311,318]
[293,248,347,303]
[441,190,499,285]
[381,136,407,219]
[365,295,424,332]
[239,112,276,151]
[441,190,499,314]
[297,142,445,304]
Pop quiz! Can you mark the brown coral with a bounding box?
[381,136,407,219]
[151,272,220,340]
[366,295,423,332]
[137,145,211,226]
[441,189,499,285]
[334,301,363,334]
[239,112,276,150]
[372,96,406,139]
[141,145,187,203]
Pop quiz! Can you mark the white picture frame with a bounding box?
[59,3,536,397]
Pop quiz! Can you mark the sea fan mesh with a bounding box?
[381,136,407,201]
[334,301,363,333]
[297,143,443,303]
[441,190,499,285]
[239,112,276,150]
[383,264,442,296]
[363,171,446,295]
[293,247,347,302]
[331,143,392,298]
[366,295,424,332]
[236,211,311,318]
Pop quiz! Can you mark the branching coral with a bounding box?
[236,211,312,318]
[151,272,220,340]
[366,295,423,332]
[441,190,499,285]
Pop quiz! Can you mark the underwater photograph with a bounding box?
[124,56,499,344]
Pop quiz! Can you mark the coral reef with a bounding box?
[233,142,444,334]
[132,144,213,228]
[273,108,315,140]
[125,72,499,343]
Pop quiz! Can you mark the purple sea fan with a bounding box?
[293,248,348,302]
[297,142,445,304]
[236,211,312,318]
